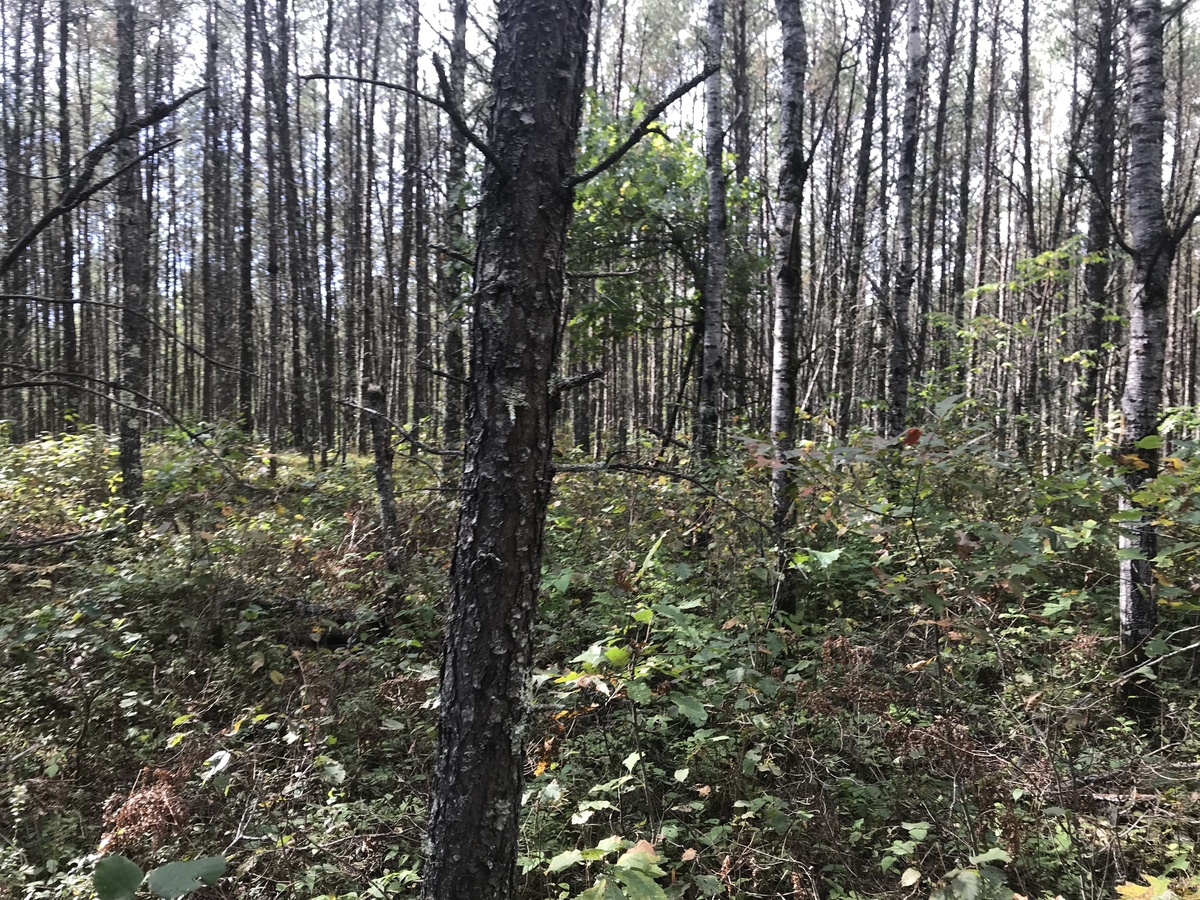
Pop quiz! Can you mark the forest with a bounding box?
[3,0,1200,896]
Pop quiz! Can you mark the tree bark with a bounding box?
[886,0,924,438]
[420,1,591,898]
[1119,0,1173,718]
[770,0,807,617]
[698,0,726,459]
[115,0,148,508]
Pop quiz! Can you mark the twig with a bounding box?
[338,397,463,463]
[0,83,206,279]
[566,65,717,189]
[303,69,506,176]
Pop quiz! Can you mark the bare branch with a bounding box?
[0,84,205,279]
[566,65,718,189]
[304,69,507,176]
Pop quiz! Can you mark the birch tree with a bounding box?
[770,0,807,615]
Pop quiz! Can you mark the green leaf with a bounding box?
[616,840,666,876]
[578,877,625,900]
[810,548,844,569]
[548,849,584,873]
[674,694,708,726]
[623,751,641,771]
[596,835,626,853]
[632,607,653,624]
[144,857,226,899]
[1134,434,1163,450]
[604,646,631,667]
[612,867,669,900]
[94,855,144,900]
[900,867,922,887]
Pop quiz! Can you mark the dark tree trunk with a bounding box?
[886,0,924,438]
[1078,0,1115,429]
[239,0,256,433]
[835,0,890,436]
[420,1,591,899]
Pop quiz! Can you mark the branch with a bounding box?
[338,397,463,460]
[0,85,205,279]
[0,526,123,553]
[566,65,718,189]
[551,370,604,397]
[2,140,182,276]
[1068,150,1135,257]
[432,242,475,268]
[304,69,507,176]
[1169,197,1200,247]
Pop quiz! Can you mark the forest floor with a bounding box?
[2,421,1200,900]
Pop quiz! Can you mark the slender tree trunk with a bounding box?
[698,0,726,459]
[441,0,468,476]
[887,0,924,437]
[770,0,807,617]
[1078,0,1115,430]
[420,1,591,898]
[949,0,979,370]
[238,0,256,433]
[835,0,890,436]
[115,0,148,508]
[58,0,79,422]
[365,383,402,570]
[1119,0,1173,717]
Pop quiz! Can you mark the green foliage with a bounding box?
[3,423,1200,900]
[93,854,225,900]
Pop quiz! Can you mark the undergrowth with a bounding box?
[1,416,1199,900]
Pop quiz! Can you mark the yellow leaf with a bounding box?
[1115,875,1174,900]
[1117,454,1150,470]
[269,670,285,685]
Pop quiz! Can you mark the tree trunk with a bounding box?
[886,0,924,438]
[420,1,591,898]
[770,0,807,617]
[698,0,725,459]
[835,0,890,436]
[115,0,148,508]
[1119,0,1173,718]
[1078,0,1115,430]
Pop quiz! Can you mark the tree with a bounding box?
[697,0,726,459]
[419,0,592,897]
[115,0,149,507]
[1118,0,1173,715]
[886,0,924,438]
[769,0,807,616]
